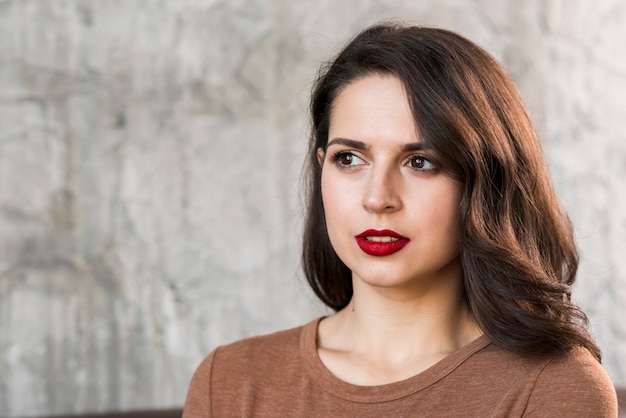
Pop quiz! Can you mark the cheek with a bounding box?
[414,184,462,236]
[321,173,341,250]
[320,171,338,220]
[321,170,352,229]
[433,188,463,243]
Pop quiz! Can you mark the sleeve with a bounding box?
[523,349,618,417]
[182,348,219,418]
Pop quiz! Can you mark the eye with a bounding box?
[331,151,364,167]
[407,155,434,171]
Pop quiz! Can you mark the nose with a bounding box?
[362,164,402,213]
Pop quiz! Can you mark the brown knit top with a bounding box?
[183,318,617,417]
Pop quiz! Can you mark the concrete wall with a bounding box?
[0,0,624,415]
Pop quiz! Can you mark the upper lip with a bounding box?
[355,229,408,239]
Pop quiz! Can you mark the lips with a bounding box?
[355,229,410,256]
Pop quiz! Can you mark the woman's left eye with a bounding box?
[406,155,434,170]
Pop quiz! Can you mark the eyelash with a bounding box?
[331,151,362,167]
[330,151,436,171]
[406,155,435,171]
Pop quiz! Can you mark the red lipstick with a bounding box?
[355,229,410,256]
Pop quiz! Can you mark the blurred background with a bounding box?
[0,0,624,416]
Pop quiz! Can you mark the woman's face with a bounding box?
[318,74,464,294]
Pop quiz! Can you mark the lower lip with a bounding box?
[355,237,410,256]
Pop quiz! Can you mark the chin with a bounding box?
[353,271,417,289]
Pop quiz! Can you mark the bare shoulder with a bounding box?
[524,347,618,417]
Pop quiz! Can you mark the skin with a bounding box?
[316,74,481,386]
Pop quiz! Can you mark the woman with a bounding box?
[184,23,618,417]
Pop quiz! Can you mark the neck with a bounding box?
[316,263,483,385]
[320,272,482,361]
[356,290,476,354]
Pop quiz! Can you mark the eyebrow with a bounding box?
[401,142,427,152]
[326,138,369,150]
[327,137,428,152]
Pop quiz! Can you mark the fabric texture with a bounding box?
[183,318,618,417]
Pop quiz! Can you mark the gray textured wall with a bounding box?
[1,0,624,416]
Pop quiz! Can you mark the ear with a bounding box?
[317,148,325,167]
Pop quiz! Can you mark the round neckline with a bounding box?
[300,317,491,403]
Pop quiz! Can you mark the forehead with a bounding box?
[328,74,419,145]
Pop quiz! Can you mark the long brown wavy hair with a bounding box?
[302,23,601,360]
